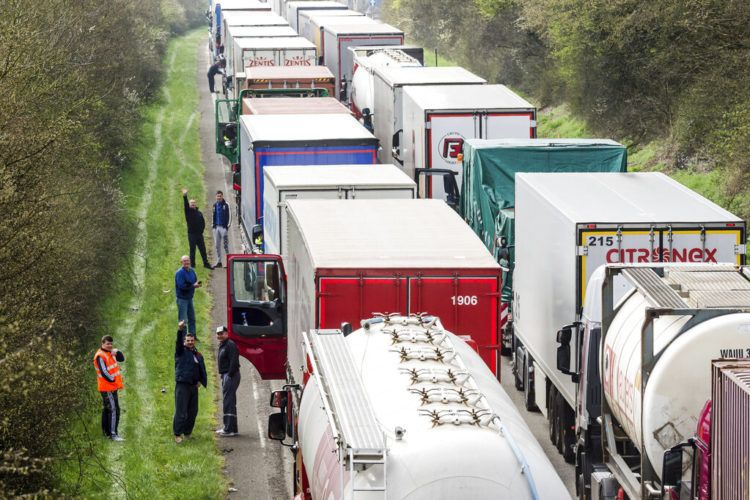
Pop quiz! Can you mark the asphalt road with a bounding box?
[196,40,575,499]
[197,41,294,500]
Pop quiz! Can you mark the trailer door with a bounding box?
[482,111,536,140]
[408,276,500,375]
[227,254,287,380]
[318,277,407,329]
[425,112,479,200]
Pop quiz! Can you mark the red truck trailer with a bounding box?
[226,198,502,381]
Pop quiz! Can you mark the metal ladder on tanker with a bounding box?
[304,329,387,499]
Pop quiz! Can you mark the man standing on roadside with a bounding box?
[182,188,211,269]
[212,190,231,269]
[94,336,125,441]
[215,326,240,436]
[175,255,201,336]
[173,320,207,443]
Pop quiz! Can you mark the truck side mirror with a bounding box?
[251,224,263,247]
[661,441,693,495]
[269,389,287,408]
[556,324,579,382]
[267,412,286,441]
[232,171,241,191]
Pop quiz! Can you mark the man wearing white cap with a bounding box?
[215,326,240,436]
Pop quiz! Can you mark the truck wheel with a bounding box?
[523,354,537,412]
[513,341,524,391]
[561,404,576,464]
[555,393,565,454]
[548,385,558,445]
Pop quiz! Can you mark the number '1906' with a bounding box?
[451,295,478,306]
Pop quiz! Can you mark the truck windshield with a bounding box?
[232,260,281,303]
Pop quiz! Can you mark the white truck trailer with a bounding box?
[261,163,416,258]
[285,0,348,32]
[400,84,536,200]
[226,26,299,87]
[511,173,746,475]
[322,21,404,100]
[567,265,750,499]
[267,315,570,499]
[298,8,362,46]
[371,66,486,165]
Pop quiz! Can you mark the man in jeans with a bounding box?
[173,321,207,443]
[215,326,240,436]
[175,255,201,335]
[182,188,211,269]
[212,190,231,269]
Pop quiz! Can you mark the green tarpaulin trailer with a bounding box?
[459,138,627,339]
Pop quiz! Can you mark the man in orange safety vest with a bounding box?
[94,335,125,441]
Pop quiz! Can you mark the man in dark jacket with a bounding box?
[173,320,207,443]
[212,190,231,269]
[215,326,240,436]
[181,188,211,269]
[207,58,225,93]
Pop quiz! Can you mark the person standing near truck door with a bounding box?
[175,255,201,336]
[212,190,231,269]
[215,326,240,436]
[207,58,225,94]
[173,321,207,443]
[94,336,125,441]
[182,188,211,269]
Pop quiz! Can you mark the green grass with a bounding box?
[57,29,224,499]
[537,104,591,138]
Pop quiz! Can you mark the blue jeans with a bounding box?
[176,298,196,335]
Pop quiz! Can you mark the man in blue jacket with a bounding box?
[212,190,231,269]
[173,320,207,443]
[175,255,201,335]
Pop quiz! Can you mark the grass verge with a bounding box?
[56,29,224,499]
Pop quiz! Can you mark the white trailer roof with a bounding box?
[228,26,298,38]
[218,0,273,11]
[375,66,486,87]
[403,84,534,111]
[303,10,363,22]
[466,138,622,149]
[287,0,345,8]
[517,172,742,223]
[264,164,416,189]
[324,21,402,36]
[222,11,287,26]
[286,199,500,269]
[240,114,376,142]
[236,36,316,49]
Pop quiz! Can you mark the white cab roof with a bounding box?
[222,11,287,26]
[517,172,742,223]
[287,199,500,269]
[218,0,273,10]
[324,21,402,36]
[236,36,315,49]
[228,26,298,38]
[240,114,376,142]
[375,66,486,87]
[404,84,534,111]
[264,164,416,189]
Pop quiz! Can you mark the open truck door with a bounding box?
[215,98,239,164]
[227,254,287,380]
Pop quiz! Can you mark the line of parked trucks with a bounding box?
[207,1,750,499]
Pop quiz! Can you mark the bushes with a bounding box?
[0,0,202,495]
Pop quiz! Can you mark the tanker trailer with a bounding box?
[268,314,570,499]
[558,264,750,499]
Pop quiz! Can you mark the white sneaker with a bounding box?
[110,434,125,442]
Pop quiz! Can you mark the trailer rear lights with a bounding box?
[727,223,736,227]
[586,224,597,229]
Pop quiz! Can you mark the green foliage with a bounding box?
[0,0,204,496]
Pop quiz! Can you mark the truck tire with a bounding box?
[548,385,558,445]
[513,339,524,391]
[523,354,538,412]
[555,393,565,454]
[561,403,576,464]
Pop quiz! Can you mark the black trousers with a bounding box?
[221,372,241,433]
[173,383,199,436]
[100,391,121,437]
[188,232,209,267]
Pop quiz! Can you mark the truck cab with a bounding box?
[227,254,287,380]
